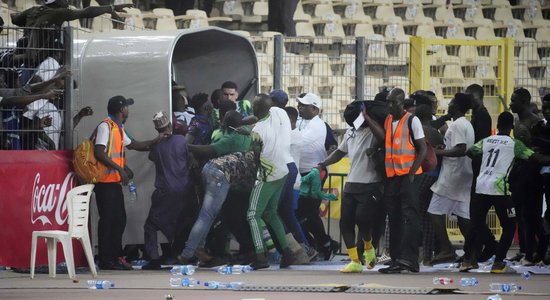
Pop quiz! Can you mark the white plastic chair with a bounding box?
[30,184,97,279]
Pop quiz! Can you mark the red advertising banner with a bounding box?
[0,150,86,268]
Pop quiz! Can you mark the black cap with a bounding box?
[108,95,134,114]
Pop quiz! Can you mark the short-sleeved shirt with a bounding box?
[338,127,382,184]
[210,130,252,156]
[253,111,291,182]
[431,117,475,202]
[187,114,213,145]
[149,135,189,193]
[209,151,258,191]
[22,99,62,149]
[95,120,132,148]
[469,135,533,195]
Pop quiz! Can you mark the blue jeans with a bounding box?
[181,162,230,258]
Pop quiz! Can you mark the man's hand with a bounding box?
[114,4,134,12]
[124,166,134,180]
[407,171,415,183]
[52,67,71,87]
[40,116,52,128]
[43,89,63,100]
[78,106,94,117]
[119,168,130,185]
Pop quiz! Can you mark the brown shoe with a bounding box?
[251,253,269,270]
[195,248,213,262]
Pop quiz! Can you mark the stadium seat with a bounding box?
[91,13,114,32]
[294,1,312,22]
[150,8,179,30]
[223,0,245,21]
[120,8,146,31]
[30,185,97,280]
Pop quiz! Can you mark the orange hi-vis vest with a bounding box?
[98,118,125,183]
[384,112,423,178]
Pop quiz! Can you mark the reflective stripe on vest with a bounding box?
[99,118,125,183]
[384,112,423,178]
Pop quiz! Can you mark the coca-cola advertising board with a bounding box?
[0,151,86,268]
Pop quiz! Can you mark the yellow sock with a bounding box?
[347,247,360,262]
[364,239,373,251]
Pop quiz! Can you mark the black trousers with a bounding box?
[268,0,298,36]
[222,189,255,253]
[94,182,126,265]
[467,194,517,262]
[297,170,331,248]
[340,183,383,249]
[384,175,422,267]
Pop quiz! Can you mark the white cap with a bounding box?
[44,0,57,4]
[297,92,321,109]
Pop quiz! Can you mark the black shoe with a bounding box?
[141,259,162,270]
[251,253,269,270]
[322,240,340,261]
[176,255,198,265]
[379,263,416,274]
[198,256,226,268]
[99,261,133,271]
[507,252,524,262]
[478,242,497,262]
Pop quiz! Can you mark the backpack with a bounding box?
[408,116,437,172]
[72,122,110,184]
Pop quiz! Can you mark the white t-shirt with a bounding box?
[23,99,62,150]
[431,116,475,202]
[174,107,195,125]
[296,115,327,173]
[338,127,382,184]
[270,106,293,164]
[95,121,132,149]
[391,115,425,142]
[34,57,60,82]
[252,111,291,182]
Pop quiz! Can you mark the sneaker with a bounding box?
[364,248,377,269]
[490,261,508,273]
[377,253,392,265]
[378,262,417,274]
[520,257,534,266]
[431,252,457,265]
[507,252,524,262]
[459,261,479,272]
[340,261,363,273]
[251,253,269,270]
[305,245,319,262]
[322,240,340,261]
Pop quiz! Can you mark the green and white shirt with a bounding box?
[469,135,533,196]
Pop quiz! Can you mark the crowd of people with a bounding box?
[91,77,550,274]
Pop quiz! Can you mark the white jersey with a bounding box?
[470,135,533,196]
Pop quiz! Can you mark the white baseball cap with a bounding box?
[297,92,322,109]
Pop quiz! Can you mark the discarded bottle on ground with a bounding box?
[217,264,253,275]
[487,294,502,300]
[128,180,137,202]
[521,271,531,280]
[432,277,453,285]
[204,281,244,290]
[87,280,115,289]
[170,265,196,276]
[460,277,479,286]
[169,277,200,287]
[489,283,522,293]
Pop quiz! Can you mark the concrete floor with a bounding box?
[2,261,550,300]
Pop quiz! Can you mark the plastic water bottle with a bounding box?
[487,294,502,300]
[128,180,137,202]
[87,280,115,289]
[432,277,453,285]
[460,277,479,286]
[170,265,196,276]
[132,259,147,267]
[204,281,244,290]
[489,283,522,293]
[217,265,253,275]
[521,271,531,280]
[169,277,200,287]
